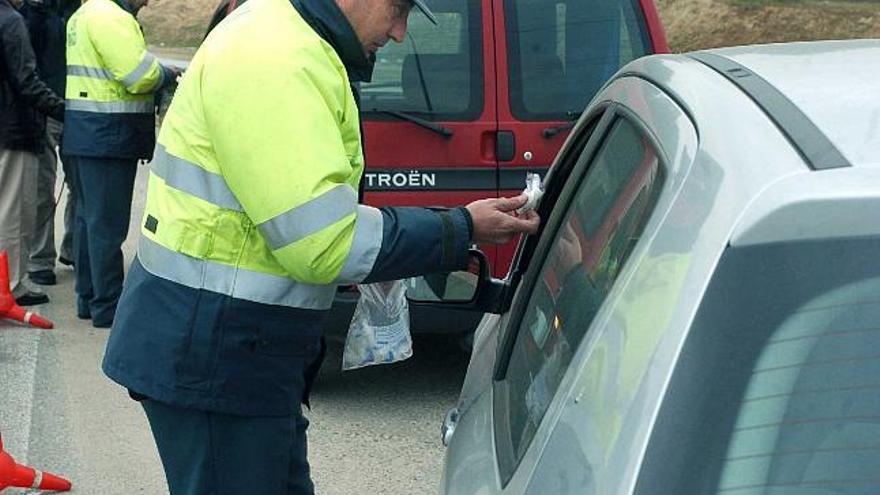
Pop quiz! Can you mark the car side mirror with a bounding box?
[405,249,489,304]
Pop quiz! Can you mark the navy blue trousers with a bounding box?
[73,157,137,326]
[142,400,315,495]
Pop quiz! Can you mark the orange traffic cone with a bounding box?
[0,434,71,491]
[0,250,53,329]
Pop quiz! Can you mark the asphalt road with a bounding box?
[0,164,470,494]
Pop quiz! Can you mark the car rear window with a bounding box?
[358,0,482,120]
[635,237,880,495]
[504,0,651,121]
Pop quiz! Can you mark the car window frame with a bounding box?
[494,106,616,382]
[492,104,670,487]
[498,105,613,305]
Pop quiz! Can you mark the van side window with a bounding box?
[505,0,650,120]
[358,1,482,120]
[494,117,664,484]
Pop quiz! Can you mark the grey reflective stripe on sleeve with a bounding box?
[150,144,244,211]
[333,205,383,284]
[258,184,358,251]
[137,236,337,310]
[66,99,153,113]
[122,52,157,88]
[67,65,113,80]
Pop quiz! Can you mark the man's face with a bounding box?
[339,0,412,56]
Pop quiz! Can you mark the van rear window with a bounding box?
[505,0,651,121]
[358,0,482,121]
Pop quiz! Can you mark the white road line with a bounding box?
[0,327,42,466]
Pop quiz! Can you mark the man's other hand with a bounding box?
[466,194,540,244]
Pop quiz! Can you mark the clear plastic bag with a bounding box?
[342,280,413,370]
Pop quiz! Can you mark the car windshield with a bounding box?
[504,0,651,120]
[357,0,482,120]
[635,237,880,495]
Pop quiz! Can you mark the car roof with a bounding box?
[702,39,880,169]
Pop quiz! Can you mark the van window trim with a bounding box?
[492,106,671,486]
[502,0,653,122]
[359,1,485,122]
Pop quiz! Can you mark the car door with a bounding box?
[441,77,697,495]
[499,81,697,494]
[493,103,670,494]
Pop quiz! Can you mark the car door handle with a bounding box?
[441,406,460,446]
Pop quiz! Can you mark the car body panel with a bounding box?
[703,39,880,168]
[730,166,880,247]
[440,40,880,495]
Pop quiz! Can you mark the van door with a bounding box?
[492,0,664,276]
[359,0,498,242]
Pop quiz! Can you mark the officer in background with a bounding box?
[20,0,80,286]
[62,0,178,328]
[101,0,540,492]
[0,0,65,306]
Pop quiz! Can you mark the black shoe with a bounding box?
[15,291,49,306]
[58,256,75,268]
[92,319,112,328]
[29,270,57,286]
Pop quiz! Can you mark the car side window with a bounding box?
[494,117,664,483]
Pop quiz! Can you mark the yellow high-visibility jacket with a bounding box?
[62,0,168,159]
[103,0,472,415]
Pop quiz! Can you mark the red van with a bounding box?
[327,0,669,338]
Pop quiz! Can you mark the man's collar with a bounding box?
[289,0,374,82]
[109,0,136,15]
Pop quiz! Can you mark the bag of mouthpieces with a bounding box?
[342,280,413,370]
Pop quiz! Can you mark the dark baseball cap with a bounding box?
[411,0,437,24]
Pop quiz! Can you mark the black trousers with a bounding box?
[142,399,314,495]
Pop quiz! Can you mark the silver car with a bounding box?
[407,39,880,494]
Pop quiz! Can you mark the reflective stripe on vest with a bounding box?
[258,184,358,251]
[122,52,159,89]
[150,144,244,211]
[334,205,383,284]
[137,235,338,310]
[148,145,384,285]
[66,99,153,113]
[68,65,114,80]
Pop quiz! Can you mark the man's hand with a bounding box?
[466,194,540,244]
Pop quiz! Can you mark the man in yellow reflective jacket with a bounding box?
[62,0,178,328]
[101,0,539,493]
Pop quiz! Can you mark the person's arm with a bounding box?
[85,10,165,94]
[1,15,64,120]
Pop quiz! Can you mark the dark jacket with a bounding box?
[20,0,79,98]
[0,0,64,152]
